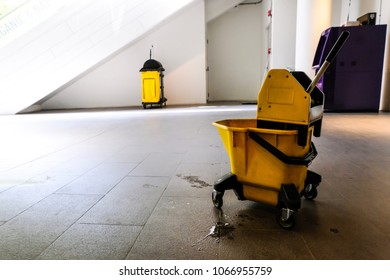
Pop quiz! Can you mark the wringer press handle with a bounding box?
[307,30,350,95]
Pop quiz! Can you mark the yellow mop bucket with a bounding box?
[212,119,319,229]
[213,119,313,193]
[212,31,349,229]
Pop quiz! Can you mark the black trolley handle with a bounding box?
[306,30,350,95]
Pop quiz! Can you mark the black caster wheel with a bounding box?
[276,207,296,230]
[212,189,224,209]
[303,183,318,200]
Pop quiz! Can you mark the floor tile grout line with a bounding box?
[54,159,143,196]
[34,191,113,260]
[123,164,183,259]
[299,233,316,260]
[38,173,170,260]
[31,165,140,259]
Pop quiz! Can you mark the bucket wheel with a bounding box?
[303,183,318,200]
[212,189,224,209]
[303,170,321,200]
[276,205,296,230]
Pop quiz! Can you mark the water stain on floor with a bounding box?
[176,174,212,188]
[142,183,159,188]
[192,208,235,247]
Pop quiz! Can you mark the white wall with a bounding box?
[260,0,272,76]
[377,0,390,111]
[17,0,390,110]
[205,0,243,22]
[295,0,332,78]
[206,3,262,102]
[270,0,297,70]
[41,0,206,109]
[0,0,196,114]
[339,0,360,25]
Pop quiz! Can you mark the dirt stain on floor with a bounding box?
[142,184,159,188]
[177,174,212,189]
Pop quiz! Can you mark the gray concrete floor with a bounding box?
[0,105,390,260]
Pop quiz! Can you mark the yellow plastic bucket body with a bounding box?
[213,119,312,206]
[257,69,311,125]
[141,71,161,103]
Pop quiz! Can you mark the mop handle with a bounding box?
[307,30,350,95]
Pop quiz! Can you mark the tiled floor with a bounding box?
[0,105,390,260]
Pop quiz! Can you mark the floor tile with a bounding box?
[129,153,184,177]
[298,199,390,259]
[126,196,219,260]
[1,107,390,260]
[79,176,169,225]
[164,162,220,197]
[105,147,151,163]
[0,193,101,259]
[0,175,77,221]
[218,229,314,260]
[57,163,138,195]
[37,224,142,260]
[182,147,223,164]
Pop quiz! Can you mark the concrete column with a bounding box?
[295,0,332,78]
